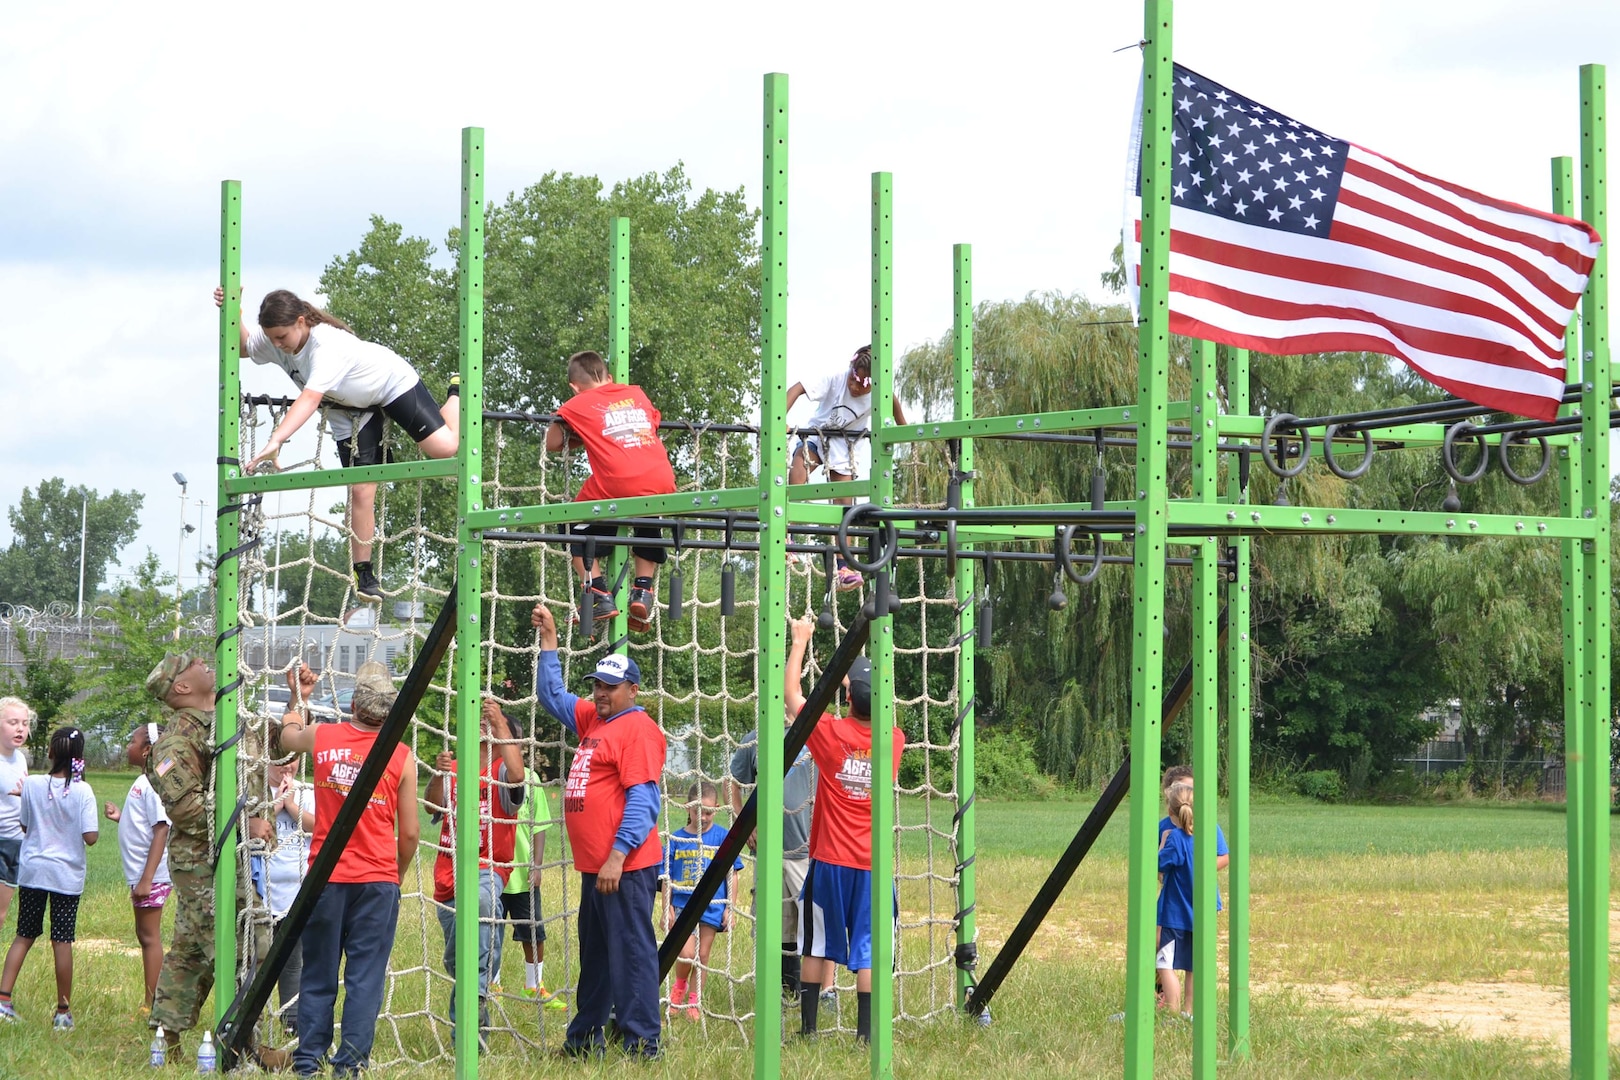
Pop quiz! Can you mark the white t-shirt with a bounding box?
[247,323,420,439]
[800,366,874,431]
[17,775,98,895]
[118,774,171,889]
[0,748,27,840]
[264,785,315,919]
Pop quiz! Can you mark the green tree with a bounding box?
[77,552,206,738]
[0,630,77,760]
[0,478,143,609]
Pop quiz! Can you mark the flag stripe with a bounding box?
[1154,213,1567,363]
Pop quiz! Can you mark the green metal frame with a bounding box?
[952,243,979,1011]
[1222,345,1252,1061]
[214,180,244,1018]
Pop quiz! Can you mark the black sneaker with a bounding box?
[571,588,620,635]
[354,566,385,602]
[627,587,656,633]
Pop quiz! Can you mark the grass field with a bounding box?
[0,773,1614,1078]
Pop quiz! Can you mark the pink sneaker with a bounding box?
[835,566,863,592]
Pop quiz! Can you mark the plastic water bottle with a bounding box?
[196,1030,216,1073]
[149,1026,167,1068]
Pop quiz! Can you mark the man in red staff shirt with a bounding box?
[531,603,667,1059]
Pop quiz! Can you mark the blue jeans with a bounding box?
[565,865,660,1057]
[293,881,400,1077]
[435,867,501,1002]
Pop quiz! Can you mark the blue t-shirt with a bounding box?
[1157,824,1225,930]
[663,823,744,927]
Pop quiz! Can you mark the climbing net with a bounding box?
[224,398,969,1064]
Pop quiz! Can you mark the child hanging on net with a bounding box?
[661,781,742,1021]
[103,723,171,1015]
[787,345,907,591]
[214,286,462,601]
[0,727,98,1029]
[545,350,677,635]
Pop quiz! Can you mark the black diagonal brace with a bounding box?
[963,606,1228,1017]
[657,614,873,978]
[216,582,459,1068]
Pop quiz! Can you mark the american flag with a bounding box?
[1124,64,1602,421]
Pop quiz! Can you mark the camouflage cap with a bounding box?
[351,661,398,722]
[145,653,196,703]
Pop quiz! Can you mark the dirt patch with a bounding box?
[75,936,140,959]
[1264,980,1619,1049]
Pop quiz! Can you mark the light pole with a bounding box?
[173,473,188,639]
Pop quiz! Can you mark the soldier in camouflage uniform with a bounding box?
[144,653,286,1069]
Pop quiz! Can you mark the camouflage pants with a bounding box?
[149,867,270,1035]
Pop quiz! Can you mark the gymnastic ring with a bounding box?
[1321,423,1375,480]
[1497,430,1552,486]
[1055,524,1105,585]
[1260,413,1311,478]
[837,503,900,574]
[1441,422,1490,484]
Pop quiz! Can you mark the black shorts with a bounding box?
[334,381,443,468]
[16,886,80,943]
[569,521,667,567]
[500,887,547,945]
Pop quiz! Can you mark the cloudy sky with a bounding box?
[0,1,1612,593]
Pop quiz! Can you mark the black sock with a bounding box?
[799,981,821,1035]
[446,381,460,397]
[56,1003,69,1014]
[782,953,801,998]
[634,576,653,590]
[856,991,872,1042]
[590,576,608,593]
[353,560,373,576]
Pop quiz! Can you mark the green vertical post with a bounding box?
[1189,339,1219,1077]
[452,125,487,1080]
[1125,4,1174,1077]
[868,169,897,1080]
[606,217,632,638]
[213,179,244,1018]
[753,72,790,1080]
[1223,346,1252,1060]
[1573,63,1610,1080]
[1552,155,1588,1062]
[951,243,979,1011]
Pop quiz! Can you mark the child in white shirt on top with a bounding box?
[0,698,34,929]
[103,723,171,1013]
[0,727,99,1029]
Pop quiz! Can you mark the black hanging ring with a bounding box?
[1055,524,1104,585]
[1260,413,1311,478]
[1497,430,1552,485]
[1441,422,1490,484]
[1321,423,1375,480]
[837,503,899,574]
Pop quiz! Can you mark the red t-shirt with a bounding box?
[805,714,905,871]
[563,701,666,875]
[556,383,676,503]
[432,760,518,903]
[309,723,410,885]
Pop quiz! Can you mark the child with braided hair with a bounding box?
[0,727,98,1029]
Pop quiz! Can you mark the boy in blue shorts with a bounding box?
[661,782,742,1021]
[784,618,905,1042]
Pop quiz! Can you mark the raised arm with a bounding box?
[214,286,251,355]
[785,381,807,416]
[483,699,525,801]
[531,604,581,734]
[784,617,815,723]
[249,389,325,473]
[891,396,907,426]
[276,663,321,757]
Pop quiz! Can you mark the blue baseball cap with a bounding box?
[587,654,641,686]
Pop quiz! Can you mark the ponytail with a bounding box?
[1167,781,1194,835]
[259,289,356,336]
[46,726,86,796]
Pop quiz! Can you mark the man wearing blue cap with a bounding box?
[531,605,666,1059]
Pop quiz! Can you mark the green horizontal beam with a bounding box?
[1173,502,1600,539]
[789,480,869,503]
[877,402,1191,446]
[1216,416,1576,448]
[224,458,459,495]
[465,487,759,532]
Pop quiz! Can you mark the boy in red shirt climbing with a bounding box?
[784,616,904,1044]
[546,350,677,635]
